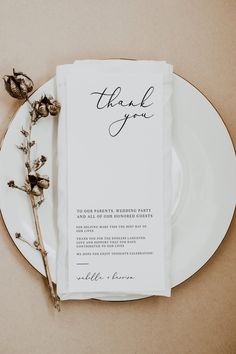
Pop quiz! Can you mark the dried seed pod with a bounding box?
[7,180,16,188]
[13,69,33,92]
[31,95,60,121]
[41,155,47,163]
[28,170,38,187]
[19,81,28,97]
[37,103,49,117]
[31,185,42,196]
[37,174,50,189]
[32,100,48,118]
[37,178,50,189]
[33,101,40,111]
[48,101,61,116]
[3,69,33,99]
[3,76,22,99]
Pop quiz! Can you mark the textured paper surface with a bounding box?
[56,61,172,298]
[0,1,235,354]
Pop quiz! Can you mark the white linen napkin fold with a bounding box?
[56,60,173,300]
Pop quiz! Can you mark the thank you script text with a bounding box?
[90,86,155,137]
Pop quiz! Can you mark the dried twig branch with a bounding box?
[3,69,61,311]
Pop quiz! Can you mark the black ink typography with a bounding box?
[90,86,155,137]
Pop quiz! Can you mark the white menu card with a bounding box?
[56,60,173,299]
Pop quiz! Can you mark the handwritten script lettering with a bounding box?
[90,86,155,137]
[76,272,135,281]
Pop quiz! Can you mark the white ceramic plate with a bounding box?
[0,75,235,301]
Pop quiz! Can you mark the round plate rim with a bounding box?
[0,72,235,301]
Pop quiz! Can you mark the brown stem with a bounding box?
[24,96,60,311]
[16,234,38,250]
[26,98,33,165]
[14,185,27,193]
[29,194,60,311]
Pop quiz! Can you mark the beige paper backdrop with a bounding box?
[0,1,235,353]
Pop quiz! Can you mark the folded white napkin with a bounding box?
[56,60,173,300]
